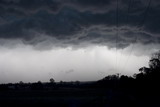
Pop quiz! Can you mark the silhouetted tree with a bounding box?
[50,78,55,83]
[19,81,24,84]
[102,74,120,81]
[134,50,160,97]
[135,50,160,78]
[139,67,150,74]
[149,51,160,70]
[31,81,43,90]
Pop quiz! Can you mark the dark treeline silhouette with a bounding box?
[0,51,160,107]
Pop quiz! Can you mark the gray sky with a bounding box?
[0,0,160,83]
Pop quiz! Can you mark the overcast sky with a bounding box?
[0,0,160,83]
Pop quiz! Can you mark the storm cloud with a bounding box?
[0,0,160,49]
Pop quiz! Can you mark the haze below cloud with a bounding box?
[0,42,149,83]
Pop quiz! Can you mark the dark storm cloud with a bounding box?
[0,0,160,49]
[0,0,61,14]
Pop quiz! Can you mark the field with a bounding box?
[0,87,136,107]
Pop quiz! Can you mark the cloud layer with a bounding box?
[0,0,160,49]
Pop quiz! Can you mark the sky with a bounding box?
[0,0,160,83]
